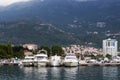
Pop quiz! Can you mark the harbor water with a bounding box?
[0,66,120,80]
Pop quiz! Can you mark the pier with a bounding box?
[79,63,120,66]
[0,62,19,66]
[0,59,20,66]
[1,62,120,67]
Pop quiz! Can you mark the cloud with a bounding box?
[75,0,97,1]
[0,0,30,6]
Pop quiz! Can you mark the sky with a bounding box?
[0,0,30,6]
[0,0,96,7]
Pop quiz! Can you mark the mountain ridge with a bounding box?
[0,0,120,47]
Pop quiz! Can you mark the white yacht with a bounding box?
[22,55,34,66]
[63,54,78,67]
[50,55,62,67]
[34,50,49,67]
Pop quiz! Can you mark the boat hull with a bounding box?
[50,61,61,67]
[63,62,78,67]
[22,62,34,67]
[38,61,48,67]
[34,61,48,67]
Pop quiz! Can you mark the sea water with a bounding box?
[0,66,120,80]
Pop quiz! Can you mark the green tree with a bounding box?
[13,46,23,52]
[40,46,50,57]
[106,54,112,59]
[95,55,104,60]
[0,43,24,59]
[51,45,64,56]
[13,46,24,58]
[7,41,13,58]
[0,49,7,58]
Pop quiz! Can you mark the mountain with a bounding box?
[0,0,120,47]
[0,21,80,46]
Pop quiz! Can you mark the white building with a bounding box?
[103,38,118,57]
[23,44,38,50]
[24,50,33,56]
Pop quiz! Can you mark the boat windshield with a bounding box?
[36,56,47,59]
[25,58,34,60]
[66,56,76,59]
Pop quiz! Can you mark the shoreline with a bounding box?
[1,62,120,67]
[79,63,120,66]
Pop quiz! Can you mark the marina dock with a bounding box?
[79,63,120,66]
[1,62,120,67]
[0,62,19,66]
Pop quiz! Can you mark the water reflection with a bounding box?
[103,67,118,80]
[21,66,120,80]
[78,66,103,80]
[0,66,24,80]
[45,67,78,80]
[23,67,34,74]
[63,67,78,80]
[22,67,35,80]
[46,67,62,80]
[22,67,48,80]
[0,66,120,80]
[50,67,61,79]
[35,67,48,80]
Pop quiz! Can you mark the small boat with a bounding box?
[50,55,62,67]
[22,55,34,66]
[34,49,49,67]
[63,54,78,67]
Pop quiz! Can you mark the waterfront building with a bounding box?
[24,50,33,56]
[103,38,118,57]
[63,45,102,56]
[23,44,38,50]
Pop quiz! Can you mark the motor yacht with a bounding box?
[22,55,34,66]
[63,54,78,67]
[34,49,49,67]
[50,55,61,67]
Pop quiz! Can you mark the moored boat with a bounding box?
[34,49,49,67]
[22,55,34,66]
[63,54,78,67]
[50,55,62,67]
